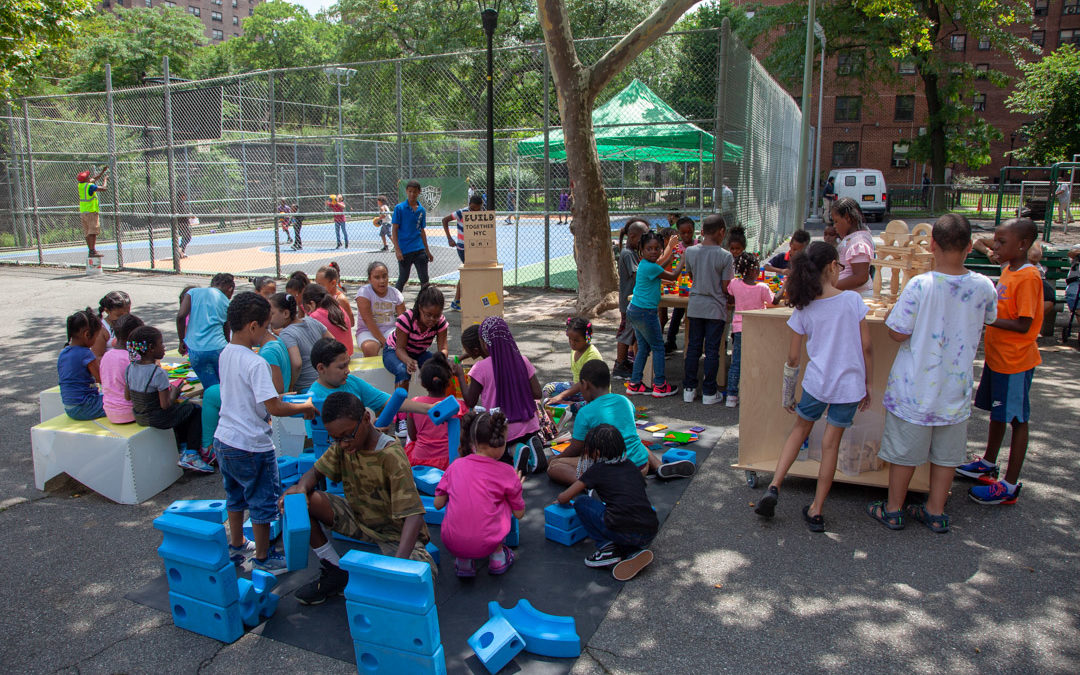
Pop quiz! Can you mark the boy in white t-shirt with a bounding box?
[214,292,318,573]
[868,214,997,533]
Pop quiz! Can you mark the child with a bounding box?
[392,179,434,291]
[101,314,144,425]
[327,194,348,249]
[282,391,434,604]
[285,270,309,316]
[753,241,872,532]
[625,231,680,397]
[278,291,333,394]
[543,317,602,414]
[215,292,318,573]
[867,214,997,532]
[316,262,355,326]
[663,216,698,353]
[308,337,431,420]
[374,195,392,252]
[680,214,734,405]
[441,192,484,311]
[957,218,1044,505]
[177,273,235,388]
[383,285,449,390]
[302,283,354,356]
[277,198,294,244]
[251,276,277,299]
[97,290,131,352]
[355,261,405,357]
[58,309,105,420]
[763,230,811,276]
[613,219,648,379]
[434,410,525,577]
[556,424,658,581]
[831,197,875,295]
[726,225,747,259]
[406,354,467,470]
[725,252,776,408]
[125,325,212,473]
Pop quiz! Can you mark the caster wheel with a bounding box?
[745,471,758,489]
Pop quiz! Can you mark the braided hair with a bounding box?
[459,409,508,457]
[65,308,103,346]
[126,325,162,363]
[97,291,131,318]
[733,252,760,281]
[583,424,627,463]
[565,317,592,344]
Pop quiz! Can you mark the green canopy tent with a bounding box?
[516,79,743,163]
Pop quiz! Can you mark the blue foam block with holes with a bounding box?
[420,495,445,525]
[282,493,310,572]
[425,541,440,565]
[468,614,525,675]
[237,569,280,627]
[426,395,460,424]
[168,591,243,643]
[311,429,329,448]
[346,600,441,655]
[544,503,580,530]
[412,465,444,496]
[662,448,697,465]
[296,451,316,475]
[488,599,581,658]
[161,559,238,607]
[504,517,519,547]
[281,474,300,489]
[276,456,298,479]
[544,523,587,546]
[353,641,446,675]
[375,388,409,428]
[326,479,345,496]
[340,549,434,615]
[154,512,229,570]
[164,499,227,524]
[242,517,281,542]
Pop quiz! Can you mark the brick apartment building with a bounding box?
[750,0,1080,186]
[99,0,263,43]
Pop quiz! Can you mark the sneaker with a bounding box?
[527,435,548,474]
[584,543,622,568]
[955,457,998,480]
[199,445,217,466]
[512,443,531,474]
[651,382,678,398]
[295,559,349,605]
[229,539,256,566]
[396,418,409,439]
[455,557,478,578]
[656,460,696,480]
[178,451,214,473]
[754,486,778,518]
[664,343,677,355]
[611,361,633,380]
[251,549,288,576]
[380,245,389,252]
[488,545,516,575]
[682,388,695,403]
[612,548,653,581]
[969,479,1022,505]
[449,300,461,312]
[625,382,649,395]
[725,395,739,408]
[702,392,723,405]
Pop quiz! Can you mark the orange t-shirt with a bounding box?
[984,264,1043,374]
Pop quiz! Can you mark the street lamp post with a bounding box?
[795,0,818,228]
[478,2,500,210]
[324,67,357,198]
[809,22,826,224]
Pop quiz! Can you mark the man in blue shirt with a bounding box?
[392,180,435,292]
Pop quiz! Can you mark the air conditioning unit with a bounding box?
[892,159,909,168]
[1065,5,1080,14]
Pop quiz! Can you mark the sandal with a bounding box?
[865,501,905,530]
[905,504,950,533]
[488,545,516,575]
[802,505,825,533]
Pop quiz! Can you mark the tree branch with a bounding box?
[587,0,699,100]
[537,0,586,95]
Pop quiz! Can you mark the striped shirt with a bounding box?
[387,309,448,356]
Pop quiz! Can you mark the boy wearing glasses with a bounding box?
[282,391,434,606]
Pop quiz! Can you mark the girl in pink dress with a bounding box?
[100,314,144,424]
[405,354,467,470]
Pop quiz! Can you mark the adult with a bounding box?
[177,273,235,388]
[177,192,195,259]
[830,197,875,296]
[922,173,931,207]
[392,180,434,291]
[76,166,108,258]
[822,176,836,224]
[720,183,736,226]
[328,194,348,249]
[1055,179,1073,226]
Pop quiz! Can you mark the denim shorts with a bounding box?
[65,392,105,421]
[795,391,859,428]
[215,440,281,524]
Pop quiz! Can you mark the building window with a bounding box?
[892,142,910,168]
[833,142,859,168]
[1062,29,1080,46]
[978,36,991,50]
[212,0,222,4]
[145,0,152,6]
[232,15,239,25]
[898,61,916,75]
[950,34,966,51]
[212,11,222,21]
[1034,0,1049,15]
[232,0,238,6]
[233,32,239,37]
[894,95,915,121]
[1032,30,1045,46]
[1063,0,1079,14]
[165,0,175,5]
[116,0,124,5]
[975,63,989,79]
[836,51,864,76]
[212,29,224,40]
[188,6,200,17]
[973,93,987,111]
[834,96,861,122]
[249,8,253,15]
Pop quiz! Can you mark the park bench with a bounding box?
[965,246,1072,335]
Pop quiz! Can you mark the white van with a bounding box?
[826,168,888,222]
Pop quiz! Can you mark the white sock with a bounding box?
[999,478,1015,490]
[314,541,341,566]
[489,547,507,566]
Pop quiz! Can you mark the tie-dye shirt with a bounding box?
[883,271,998,425]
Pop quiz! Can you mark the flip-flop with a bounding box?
[802,505,825,533]
[905,503,950,533]
[865,501,905,530]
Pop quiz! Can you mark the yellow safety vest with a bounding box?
[78,182,100,213]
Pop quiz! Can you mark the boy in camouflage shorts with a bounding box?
[282,391,434,606]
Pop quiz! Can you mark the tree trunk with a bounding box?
[922,71,949,212]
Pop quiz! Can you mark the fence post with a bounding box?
[21,101,43,264]
[3,102,26,248]
[293,138,300,203]
[374,142,380,197]
[542,48,551,289]
[395,61,403,187]
[270,71,281,277]
[163,57,180,272]
[105,64,124,268]
[715,22,729,222]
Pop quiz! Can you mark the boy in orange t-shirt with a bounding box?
[956,218,1043,505]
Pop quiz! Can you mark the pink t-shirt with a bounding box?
[309,307,354,356]
[406,395,467,471]
[435,453,525,559]
[728,279,773,333]
[838,229,875,294]
[467,355,539,442]
[100,348,135,424]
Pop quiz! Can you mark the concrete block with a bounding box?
[353,641,446,675]
[154,512,229,570]
[346,601,441,655]
[243,517,281,542]
[282,493,310,572]
[467,615,525,675]
[162,559,238,607]
[488,599,580,658]
[164,499,227,524]
[544,523,586,546]
[420,495,445,525]
[412,465,444,496]
[340,549,435,615]
[168,591,243,643]
[661,448,697,465]
[543,503,580,530]
[237,569,280,627]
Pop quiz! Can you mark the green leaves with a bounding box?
[1006,45,1080,165]
[0,0,94,97]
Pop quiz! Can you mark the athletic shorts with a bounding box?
[80,212,101,236]
[877,411,969,467]
[974,366,1033,424]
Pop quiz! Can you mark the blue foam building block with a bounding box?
[544,503,580,530]
[281,474,300,489]
[420,495,445,525]
[425,541,440,566]
[154,512,229,570]
[353,641,446,675]
[161,559,238,607]
[311,429,329,448]
[412,465,444,496]
[297,451,316,475]
[340,549,435,615]
[326,479,345,496]
[662,448,697,465]
[243,517,281,542]
[488,599,581,658]
[376,388,409,428]
[237,569,280,627]
[164,499,227,524]
[168,591,243,643]
[347,601,441,655]
[468,614,525,675]
[282,493,310,572]
[446,417,460,463]
[332,532,380,550]
[426,395,460,425]
[544,523,587,546]
[504,517,520,547]
[276,456,298,479]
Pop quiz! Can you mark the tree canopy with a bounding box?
[1006,45,1080,166]
[0,0,94,98]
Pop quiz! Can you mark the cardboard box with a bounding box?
[462,210,498,265]
[461,265,504,327]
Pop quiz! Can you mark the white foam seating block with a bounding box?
[271,415,308,457]
[39,386,64,424]
[349,355,396,393]
[32,415,182,504]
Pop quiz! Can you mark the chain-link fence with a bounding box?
[0,27,801,289]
